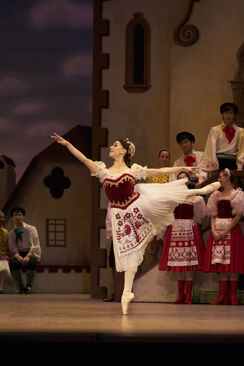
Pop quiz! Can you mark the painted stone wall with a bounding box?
[170,0,244,162]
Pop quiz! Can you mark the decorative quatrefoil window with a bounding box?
[44,167,71,199]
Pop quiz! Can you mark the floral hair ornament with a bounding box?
[125,138,136,158]
[224,168,231,177]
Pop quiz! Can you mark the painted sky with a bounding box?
[0,0,93,181]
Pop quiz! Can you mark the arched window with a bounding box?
[124,13,151,93]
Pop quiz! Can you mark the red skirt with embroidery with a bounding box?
[158,223,205,273]
[201,224,244,273]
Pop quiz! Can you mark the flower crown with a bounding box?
[125,138,136,158]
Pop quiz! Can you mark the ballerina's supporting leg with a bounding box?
[121,266,137,315]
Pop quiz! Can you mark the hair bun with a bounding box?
[125,138,136,158]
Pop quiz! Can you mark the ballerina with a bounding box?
[51,133,220,314]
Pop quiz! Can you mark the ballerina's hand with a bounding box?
[51,132,69,146]
[183,166,200,174]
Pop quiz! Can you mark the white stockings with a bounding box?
[121,266,137,315]
[123,266,137,296]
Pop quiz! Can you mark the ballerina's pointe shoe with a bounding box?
[121,293,135,315]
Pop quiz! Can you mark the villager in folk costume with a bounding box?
[159,172,206,304]
[200,103,244,172]
[202,169,244,305]
[170,131,207,185]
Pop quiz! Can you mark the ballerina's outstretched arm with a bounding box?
[146,166,199,176]
[51,132,98,175]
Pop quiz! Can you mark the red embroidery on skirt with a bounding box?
[211,235,231,265]
[115,207,153,256]
[167,229,198,266]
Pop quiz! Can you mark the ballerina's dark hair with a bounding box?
[118,139,133,167]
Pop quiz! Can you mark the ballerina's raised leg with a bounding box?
[186,181,221,197]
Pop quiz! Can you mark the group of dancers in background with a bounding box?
[158,168,244,307]
[52,101,244,315]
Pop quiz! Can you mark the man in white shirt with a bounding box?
[8,207,41,294]
[171,131,206,184]
[200,102,244,171]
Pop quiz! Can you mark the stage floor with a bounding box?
[1,294,244,344]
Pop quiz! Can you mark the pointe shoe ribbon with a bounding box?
[121,293,135,315]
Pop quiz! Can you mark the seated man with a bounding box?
[170,131,206,183]
[200,102,244,171]
[8,207,41,294]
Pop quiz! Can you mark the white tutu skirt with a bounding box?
[111,178,189,272]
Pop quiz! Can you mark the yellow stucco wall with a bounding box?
[101,0,188,169]
[170,0,244,161]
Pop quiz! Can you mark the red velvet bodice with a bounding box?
[217,199,233,218]
[103,173,139,209]
[174,203,193,219]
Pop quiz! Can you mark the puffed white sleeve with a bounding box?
[200,126,219,171]
[28,225,41,261]
[237,128,244,163]
[206,191,219,217]
[231,189,244,216]
[193,196,206,224]
[90,161,107,182]
[130,163,147,180]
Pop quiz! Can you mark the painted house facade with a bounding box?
[3,125,92,293]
